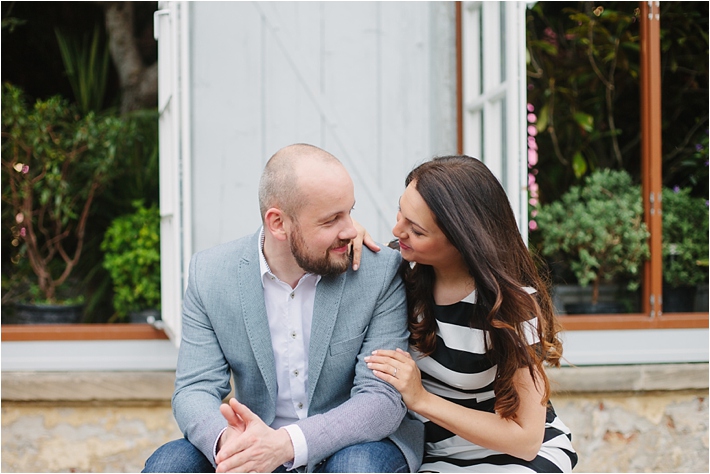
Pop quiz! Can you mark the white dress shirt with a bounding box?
[213,229,318,469]
[259,228,319,469]
[214,227,321,469]
[213,229,319,469]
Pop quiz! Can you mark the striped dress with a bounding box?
[410,289,578,472]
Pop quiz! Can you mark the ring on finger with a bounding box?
[393,367,398,378]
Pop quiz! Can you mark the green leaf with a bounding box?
[573,112,594,133]
[572,152,587,178]
[536,104,549,133]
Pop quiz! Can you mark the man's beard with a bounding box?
[290,225,351,277]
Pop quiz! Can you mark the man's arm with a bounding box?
[295,248,409,467]
[172,253,233,466]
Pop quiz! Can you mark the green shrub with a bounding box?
[536,169,650,304]
[662,187,709,288]
[101,201,160,319]
[1,83,124,304]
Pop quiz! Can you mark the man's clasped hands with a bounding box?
[215,399,294,473]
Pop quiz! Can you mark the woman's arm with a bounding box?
[366,349,547,461]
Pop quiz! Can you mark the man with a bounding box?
[144,144,423,472]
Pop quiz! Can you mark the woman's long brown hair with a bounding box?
[402,156,563,420]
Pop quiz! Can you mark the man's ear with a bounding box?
[264,208,289,241]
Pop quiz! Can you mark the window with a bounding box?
[1,4,185,370]
[458,1,707,364]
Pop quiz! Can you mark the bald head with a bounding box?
[258,144,347,220]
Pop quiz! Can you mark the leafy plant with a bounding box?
[1,83,124,304]
[101,201,160,320]
[53,21,159,321]
[527,2,708,205]
[535,169,650,305]
[662,187,709,288]
[77,108,160,322]
[527,3,641,192]
[55,25,110,116]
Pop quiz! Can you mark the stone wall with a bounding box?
[2,365,708,473]
[1,372,181,473]
[1,402,180,473]
[553,390,708,472]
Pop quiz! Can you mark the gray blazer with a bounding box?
[172,231,424,472]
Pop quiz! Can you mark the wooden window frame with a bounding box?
[2,324,168,341]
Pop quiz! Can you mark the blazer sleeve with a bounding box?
[171,252,232,467]
[295,248,410,468]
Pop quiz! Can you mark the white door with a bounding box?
[156,2,457,345]
[155,2,190,344]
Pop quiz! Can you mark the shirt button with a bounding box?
[291,331,297,339]
[293,370,299,376]
[297,402,303,409]
[290,292,295,299]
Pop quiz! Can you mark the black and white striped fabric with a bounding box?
[410,289,578,472]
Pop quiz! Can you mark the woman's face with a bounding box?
[392,181,462,268]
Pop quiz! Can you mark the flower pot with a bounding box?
[564,302,626,315]
[128,308,161,324]
[662,284,697,313]
[552,284,639,314]
[11,303,84,324]
[696,284,709,312]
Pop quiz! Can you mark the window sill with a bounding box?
[1,324,169,341]
[1,313,706,344]
[2,339,178,371]
[558,312,708,330]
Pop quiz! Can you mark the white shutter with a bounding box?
[461,1,528,240]
[155,2,190,345]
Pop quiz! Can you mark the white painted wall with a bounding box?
[187,1,457,252]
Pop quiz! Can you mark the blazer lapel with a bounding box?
[307,272,347,405]
[238,238,278,405]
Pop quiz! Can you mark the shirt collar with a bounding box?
[258,227,272,282]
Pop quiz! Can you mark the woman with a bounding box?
[363,156,578,472]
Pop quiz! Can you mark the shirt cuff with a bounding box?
[213,427,228,464]
[282,424,308,469]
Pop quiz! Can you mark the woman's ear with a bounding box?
[264,208,288,241]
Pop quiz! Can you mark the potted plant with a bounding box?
[101,201,161,323]
[535,169,650,314]
[661,186,709,312]
[1,84,123,323]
